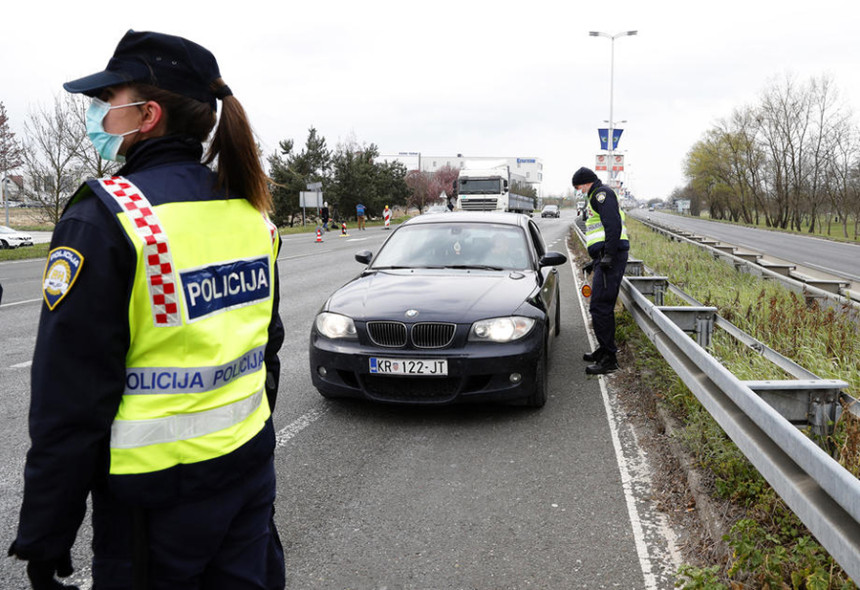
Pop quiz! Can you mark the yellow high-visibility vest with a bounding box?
[94,176,279,476]
[585,189,628,248]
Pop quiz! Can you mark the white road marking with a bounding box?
[0,298,42,308]
[568,247,682,589]
[10,361,32,369]
[275,407,329,448]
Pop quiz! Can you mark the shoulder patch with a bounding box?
[596,191,607,204]
[43,247,85,310]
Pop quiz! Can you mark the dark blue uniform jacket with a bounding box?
[12,136,285,561]
[586,179,630,260]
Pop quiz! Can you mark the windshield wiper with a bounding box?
[442,264,505,271]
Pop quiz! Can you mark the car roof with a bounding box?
[402,211,530,228]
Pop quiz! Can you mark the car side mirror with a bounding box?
[539,251,567,267]
[355,250,373,264]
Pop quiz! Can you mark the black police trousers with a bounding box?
[90,456,284,589]
[589,250,629,356]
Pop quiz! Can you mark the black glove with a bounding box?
[583,260,594,275]
[599,254,613,270]
[26,553,79,590]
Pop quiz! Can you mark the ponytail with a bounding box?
[131,81,273,213]
[204,79,273,213]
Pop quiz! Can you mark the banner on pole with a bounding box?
[595,154,608,171]
[611,155,625,171]
[598,128,624,151]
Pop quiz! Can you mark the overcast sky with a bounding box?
[3,1,860,200]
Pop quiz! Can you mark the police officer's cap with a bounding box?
[63,30,224,110]
[571,167,599,187]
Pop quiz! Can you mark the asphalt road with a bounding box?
[0,212,680,589]
[630,209,860,282]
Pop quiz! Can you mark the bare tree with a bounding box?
[22,94,87,225]
[405,170,433,213]
[0,101,25,202]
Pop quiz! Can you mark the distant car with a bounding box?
[540,205,560,218]
[0,225,34,248]
[309,212,566,407]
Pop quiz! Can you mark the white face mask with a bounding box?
[85,98,145,162]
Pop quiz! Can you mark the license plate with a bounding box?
[369,358,448,376]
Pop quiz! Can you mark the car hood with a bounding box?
[325,269,540,322]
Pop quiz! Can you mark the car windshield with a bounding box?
[458,178,502,195]
[0,226,16,234]
[372,223,531,270]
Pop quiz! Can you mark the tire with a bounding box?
[0,240,8,249]
[525,343,548,408]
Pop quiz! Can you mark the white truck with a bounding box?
[456,162,535,214]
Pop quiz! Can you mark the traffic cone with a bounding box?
[315,227,323,243]
[340,222,349,237]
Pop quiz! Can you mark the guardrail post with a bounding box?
[624,259,644,277]
[626,276,667,306]
[742,380,847,441]
[656,306,717,348]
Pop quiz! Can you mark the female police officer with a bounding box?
[10,31,286,589]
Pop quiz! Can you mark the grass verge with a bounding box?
[573,219,859,588]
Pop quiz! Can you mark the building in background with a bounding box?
[378,153,543,196]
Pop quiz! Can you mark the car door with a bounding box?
[526,219,560,339]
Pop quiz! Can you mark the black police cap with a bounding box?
[63,30,222,109]
[571,167,599,187]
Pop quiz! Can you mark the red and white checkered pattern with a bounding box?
[99,177,181,327]
[263,214,278,247]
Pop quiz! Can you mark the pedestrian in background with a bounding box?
[321,201,330,231]
[9,30,285,589]
[572,166,629,375]
[356,202,366,230]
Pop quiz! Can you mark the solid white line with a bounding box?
[0,298,42,308]
[567,246,663,589]
[275,407,329,449]
[10,361,32,369]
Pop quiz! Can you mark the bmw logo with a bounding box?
[405,309,419,319]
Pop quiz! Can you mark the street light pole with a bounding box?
[1,176,8,226]
[589,30,637,188]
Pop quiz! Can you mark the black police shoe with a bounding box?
[582,348,605,362]
[585,355,619,375]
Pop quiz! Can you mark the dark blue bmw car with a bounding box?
[309,212,566,407]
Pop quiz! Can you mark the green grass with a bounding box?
[0,243,50,262]
[582,219,860,588]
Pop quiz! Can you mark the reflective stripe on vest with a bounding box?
[99,175,277,475]
[124,345,266,395]
[111,388,265,449]
[99,177,181,327]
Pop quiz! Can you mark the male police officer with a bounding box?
[572,166,629,374]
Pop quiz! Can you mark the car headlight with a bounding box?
[469,316,536,342]
[315,312,358,340]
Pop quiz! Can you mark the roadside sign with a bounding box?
[300,191,323,208]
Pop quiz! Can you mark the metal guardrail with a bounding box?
[571,221,860,580]
[635,215,860,313]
